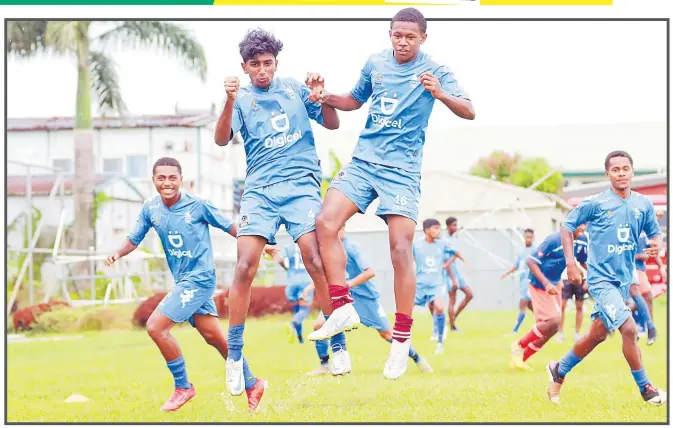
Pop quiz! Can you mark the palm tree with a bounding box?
[7,21,207,254]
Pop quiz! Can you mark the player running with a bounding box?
[275,243,313,344]
[499,228,536,335]
[443,217,473,332]
[547,151,666,406]
[104,157,263,412]
[306,7,475,380]
[307,226,434,376]
[510,226,588,371]
[213,29,349,407]
[633,231,665,344]
[415,219,464,355]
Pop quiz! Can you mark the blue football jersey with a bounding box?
[283,243,312,287]
[528,232,588,290]
[350,49,469,173]
[413,238,455,287]
[563,189,661,287]
[128,194,234,285]
[515,245,536,285]
[635,233,648,272]
[230,77,324,190]
[441,232,464,282]
[343,238,379,300]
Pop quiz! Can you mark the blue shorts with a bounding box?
[353,296,390,332]
[238,174,322,245]
[445,272,469,290]
[330,157,421,223]
[157,280,218,327]
[520,279,532,301]
[285,282,314,304]
[589,281,632,332]
[414,283,445,307]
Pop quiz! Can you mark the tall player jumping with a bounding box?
[305,7,475,380]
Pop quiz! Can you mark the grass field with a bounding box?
[7,302,668,423]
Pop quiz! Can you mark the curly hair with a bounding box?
[239,28,284,62]
[391,8,427,33]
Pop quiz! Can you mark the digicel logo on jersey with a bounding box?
[607,243,636,255]
[371,96,402,129]
[370,114,402,129]
[265,110,301,149]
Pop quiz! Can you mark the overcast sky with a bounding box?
[7,19,668,170]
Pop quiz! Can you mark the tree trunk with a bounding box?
[72,24,95,293]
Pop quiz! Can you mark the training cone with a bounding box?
[64,394,89,404]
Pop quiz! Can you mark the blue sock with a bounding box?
[436,313,446,344]
[316,339,329,365]
[633,308,645,330]
[293,306,310,342]
[228,324,245,361]
[242,356,257,390]
[558,349,583,377]
[631,368,651,392]
[292,304,300,314]
[324,314,347,352]
[633,295,654,331]
[166,356,191,389]
[513,312,526,333]
[432,313,439,335]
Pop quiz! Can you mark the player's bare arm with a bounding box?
[500,265,519,280]
[214,76,239,146]
[105,238,139,267]
[419,71,475,120]
[347,267,376,288]
[527,258,557,295]
[560,226,582,285]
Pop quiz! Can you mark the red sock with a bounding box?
[392,313,413,343]
[329,285,353,310]
[523,342,542,362]
[518,324,544,348]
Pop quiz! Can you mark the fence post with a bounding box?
[89,246,96,301]
[27,166,34,305]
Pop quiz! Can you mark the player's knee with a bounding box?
[620,322,638,342]
[315,212,339,237]
[302,249,324,274]
[389,243,412,267]
[201,330,222,348]
[549,317,562,334]
[464,290,473,301]
[234,257,257,282]
[146,319,167,341]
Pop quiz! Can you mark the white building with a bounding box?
[7,114,244,256]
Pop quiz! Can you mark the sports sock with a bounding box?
[518,324,544,348]
[392,313,413,343]
[228,324,245,361]
[166,355,191,389]
[631,368,651,392]
[558,349,583,377]
[513,312,526,333]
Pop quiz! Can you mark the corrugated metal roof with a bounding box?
[7,114,217,132]
[562,173,667,198]
[6,173,146,200]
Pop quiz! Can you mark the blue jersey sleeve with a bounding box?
[642,199,662,239]
[295,79,324,126]
[575,239,589,264]
[563,197,597,232]
[128,204,152,246]
[347,240,372,271]
[530,236,557,265]
[231,100,244,137]
[443,240,456,261]
[351,58,373,104]
[437,66,469,100]
[199,199,233,233]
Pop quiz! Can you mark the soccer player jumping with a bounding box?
[214,29,347,408]
[547,151,666,405]
[305,7,475,380]
[105,157,249,412]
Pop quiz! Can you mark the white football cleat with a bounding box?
[226,358,245,396]
[307,303,360,341]
[642,385,667,405]
[331,349,352,376]
[384,339,410,380]
[430,332,438,341]
[435,343,444,355]
[306,365,331,376]
[415,356,433,373]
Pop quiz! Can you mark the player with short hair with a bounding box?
[275,243,313,344]
[305,7,475,380]
[214,29,350,407]
[415,219,464,355]
[105,157,251,412]
[499,228,536,335]
[443,217,473,332]
[307,226,433,376]
[510,226,588,371]
[547,150,666,405]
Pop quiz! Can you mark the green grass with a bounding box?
[7,303,668,423]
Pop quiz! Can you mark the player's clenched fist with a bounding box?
[420,72,442,99]
[224,77,240,101]
[305,72,324,90]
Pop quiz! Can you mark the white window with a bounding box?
[126,155,148,178]
[52,158,73,173]
[103,158,123,174]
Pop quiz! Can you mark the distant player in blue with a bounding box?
[306,8,475,380]
[213,29,350,409]
[547,151,666,406]
[510,228,588,371]
[306,226,433,376]
[443,217,474,332]
[276,243,313,343]
[414,219,464,355]
[499,228,536,334]
[105,157,240,412]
